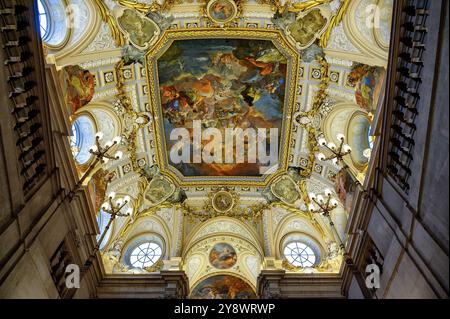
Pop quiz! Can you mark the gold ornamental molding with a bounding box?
[320,0,351,48]
[289,0,334,12]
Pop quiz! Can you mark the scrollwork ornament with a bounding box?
[93,0,125,46]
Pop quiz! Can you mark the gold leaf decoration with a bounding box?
[150,0,182,12]
[183,192,267,223]
[143,259,163,272]
[289,0,333,12]
[296,55,329,178]
[116,0,152,13]
[320,0,351,48]
[114,59,150,174]
[93,0,125,46]
[256,0,285,13]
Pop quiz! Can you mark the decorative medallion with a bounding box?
[144,175,176,206]
[113,6,160,51]
[212,190,235,213]
[206,0,239,25]
[209,243,237,269]
[270,174,301,205]
[285,7,331,50]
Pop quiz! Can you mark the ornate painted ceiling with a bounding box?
[42,0,393,297]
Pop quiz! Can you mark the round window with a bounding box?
[284,242,317,268]
[129,242,162,268]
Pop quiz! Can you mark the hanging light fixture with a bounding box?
[83,193,132,271]
[317,134,352,166]
[97,193,132,247]
[308,189,344,250]
[69,132,123,200]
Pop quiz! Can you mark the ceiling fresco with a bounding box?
[42,0,394,296]
[191,274,257,299]
[158,38,287,178]
[146,30,300,186]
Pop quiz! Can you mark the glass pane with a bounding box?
[129,242,162,268]
[37,0,48,38]
[96,210,111,249]
[70,116,95,164]
[284,242,317,268]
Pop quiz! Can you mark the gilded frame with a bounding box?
[145,28,300,187]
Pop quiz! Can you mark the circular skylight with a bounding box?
[129,242,162,268]
[284,242,316,268]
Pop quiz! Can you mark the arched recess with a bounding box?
[346,111,373,170]
[121,233,165,268]
[322,103,372,179]
[39,0,72,50]
[183,217,264,291]
[373,0,394,51]
[183,234,262,292]
[184,217,263,255]
[69,112,97,168]
[190,272,257,299]
[46,0,103,65]
[77,102,123,143]
[73,102,123,180]
[280,232,323,266]
[270,208,345,273]
[272,214,327,260]
[117,214,172,262]
[343,0,392,65]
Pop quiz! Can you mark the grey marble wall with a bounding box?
[347,0,449,299]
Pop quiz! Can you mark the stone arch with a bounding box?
[343,0,391,65]
[39,0,72,50]
[48,0,103,64]
[273,213,327,260]
[78,102,123,145]
[119,214,172,261]
[183,217,264,291]
[184,235,262,292]
[322,103,372,178]
[184,216,263,256]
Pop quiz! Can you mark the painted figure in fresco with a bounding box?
[209,0,236,22]
[348,64,386,111]
[271,175,300,205]
[117,9,157,48]
[212,191,234,212]
[157,39,288,177]
[63,65,95,115]
[191,275,256,299]
[90,169,115,212]
[209,243,237,269]
[334,168,355,213]
[288,9,327,46]
[144,175,175,205]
